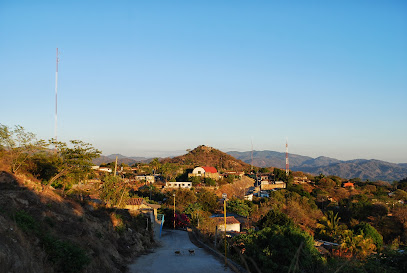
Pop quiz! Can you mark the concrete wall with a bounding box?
[217,223,240,232]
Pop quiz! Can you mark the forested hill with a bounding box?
[228,150,407,181]
[161,145,250,171]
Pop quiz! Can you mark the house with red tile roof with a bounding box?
[188,166,220,180]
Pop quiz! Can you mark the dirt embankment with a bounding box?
[0,171,155,273]
[216,176,254,198]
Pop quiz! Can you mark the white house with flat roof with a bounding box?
[165,181,192,189]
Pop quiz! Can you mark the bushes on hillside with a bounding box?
[232,210,323,273]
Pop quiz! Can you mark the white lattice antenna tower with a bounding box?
[55,48,59,142]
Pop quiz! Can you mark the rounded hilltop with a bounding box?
[161,145,250,172]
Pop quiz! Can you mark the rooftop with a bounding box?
[212,216,241,225]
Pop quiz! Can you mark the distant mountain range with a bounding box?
[92,154,152,166]
[227,150,407,182]
[92,148,407,182]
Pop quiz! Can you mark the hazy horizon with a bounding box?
[1,1,406,163]
[100,146,407,164]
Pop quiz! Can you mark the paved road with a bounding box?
[129,229,233,273]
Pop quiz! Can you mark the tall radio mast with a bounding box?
[55,48,59,142]
[285,139,289,176]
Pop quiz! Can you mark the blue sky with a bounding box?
[1,0,406,162]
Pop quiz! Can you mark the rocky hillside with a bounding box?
[228,150,407,181]
[0,171,155,273]
[161,145,251,171]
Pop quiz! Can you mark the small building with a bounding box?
[189,166,220,180]
[343,182,355,189]
[98,167,112,173]
[135,175,155,183]
[293,175,311,184]
[260,181,286,190]
[274,181,286,188]
[212,216,241,232]
[125,198,161,222]
[255,173,274,186]
[165,181,192,189]
[244,194,253,201]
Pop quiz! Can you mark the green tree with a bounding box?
[0,124,47,173]
[313,173,325,183]
[160,162,179,182]
[149,158,160,174]
[196,189,218,212]
[353,222,383,250]
[100,175,130,207]
[273,168,288,182]
[188,175,202,186]
[258,209,294,229]
[317,210,343,241]
[204,177,216,186]
[288,184,312,199]
[29,151,60,181]
[328,175,342,186]
[233,223,322,273]
[318,177,336,189]
[184,202,210,227]
[166,189,197,212]
[394,189,407,201]
[397,177,407,191]
[227,198,252,217]
[259,167,270,173]
[340,230,376,258]
[49,140,101,186]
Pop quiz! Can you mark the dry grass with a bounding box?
[0,166,154,273]
[216,176,254,198]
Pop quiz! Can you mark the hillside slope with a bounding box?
[227,150,313,168]
[0,171,154,273]
[161,145,250,171]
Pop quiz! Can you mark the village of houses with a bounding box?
[86,163,358,236]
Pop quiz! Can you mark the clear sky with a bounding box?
[1,0,406,162]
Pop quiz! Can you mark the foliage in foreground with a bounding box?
[14,209,90,272]
[232,210,323,273]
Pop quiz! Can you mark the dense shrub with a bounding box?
[353,222,383,249]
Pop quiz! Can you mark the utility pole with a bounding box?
[114,156,118,177]
[222,193,227,266]
[173,193,176,230]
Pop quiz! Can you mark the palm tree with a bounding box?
[317,210,341,240]
[149,158,160,174]
[340,230,376,258]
